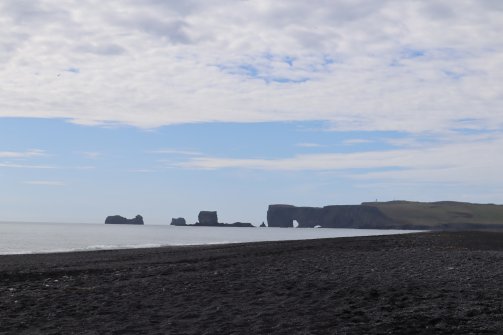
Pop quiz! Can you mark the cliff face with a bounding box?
[363,201,503,229]
[267,205,396,229]
[268,201,503,230]
[266,205,297,228]
[320,205,398,229]
[105,215,144,225]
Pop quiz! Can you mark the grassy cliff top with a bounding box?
[361,201,503,227]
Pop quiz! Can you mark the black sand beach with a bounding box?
[1,231,503,334]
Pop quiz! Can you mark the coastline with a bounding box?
[1,231,502,334]
[0,221,424,255]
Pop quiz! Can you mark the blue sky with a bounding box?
[1,1,502,224]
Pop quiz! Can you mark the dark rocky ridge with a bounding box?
[105,215,144,225]
[267,204,397,229]
[171,211,254,228]
[268,201,503,230]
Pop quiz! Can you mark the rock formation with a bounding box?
[171,218,187,226]
[267,205,397,229]
[196,211,218,226]
[260,222,267,227]
[267,201,503,230]
[227,222,255,228]
[105,215,144,225]
[192,211,254,227]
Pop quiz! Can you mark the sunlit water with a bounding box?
[0,221,424,255]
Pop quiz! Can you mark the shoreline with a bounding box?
[0,223,425,255]
[0,231,425,258]
[1,231,502,334]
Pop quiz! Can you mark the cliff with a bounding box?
[267,201,503,230]
[267,205,396,229]
[364,201,503,230]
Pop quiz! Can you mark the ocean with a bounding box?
[0,221,423,255]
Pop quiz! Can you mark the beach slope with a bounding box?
[1,232,502,334]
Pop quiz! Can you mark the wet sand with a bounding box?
[1,231,502,334]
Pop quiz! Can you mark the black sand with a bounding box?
[1,231,503,334]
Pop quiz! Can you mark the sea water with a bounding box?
[0,221,423,255]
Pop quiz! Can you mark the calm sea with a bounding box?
[0,221,423,255]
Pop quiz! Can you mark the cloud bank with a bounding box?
[176,133,503,185]
[1,0,501,132]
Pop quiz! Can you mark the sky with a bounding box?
[1,0,502,225]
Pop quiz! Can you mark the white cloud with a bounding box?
[0,149,54,169]
[0,0,501,133]
[176,135,503,185]
[0,162,94,170]
[0,163,54,169]
[0,149,45,158]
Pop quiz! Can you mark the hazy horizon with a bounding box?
[1,1,502,225]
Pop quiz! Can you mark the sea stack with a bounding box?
[105,215,144,225]
[196,211,218,226]
[171,217,187,226]
[193,211,254,227]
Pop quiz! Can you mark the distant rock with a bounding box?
[228,222,254,228]
[196,211,219,226]
[260,222,267,227]
[192,211,254,227]
[171,217,187,226]
[105,215,144,225]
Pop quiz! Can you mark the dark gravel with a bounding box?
[0,231,502,334]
